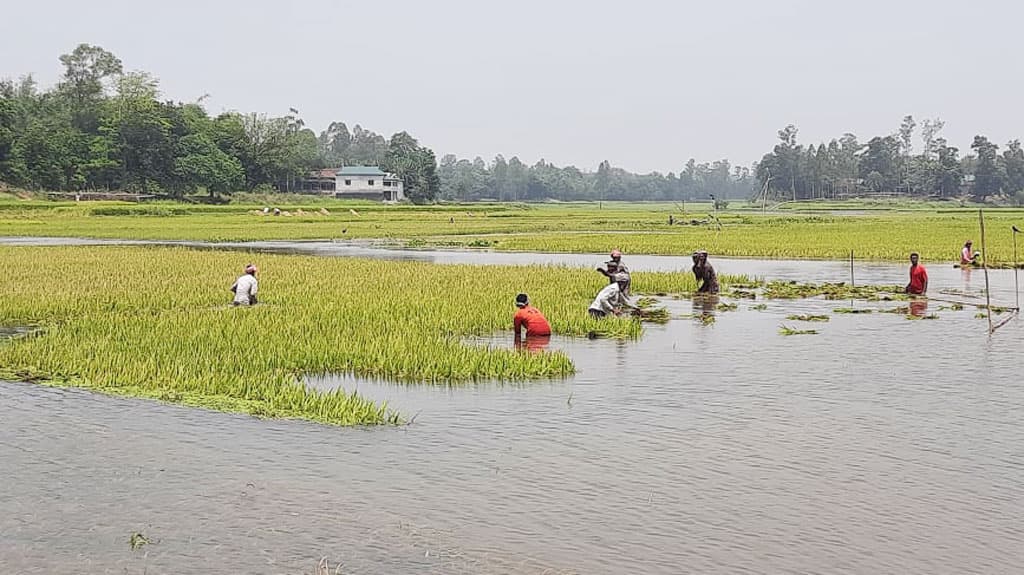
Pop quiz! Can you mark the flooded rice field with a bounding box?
[2,241,1024,574]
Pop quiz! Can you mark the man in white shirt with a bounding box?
[231,264,259,306]
[588,272,636,318]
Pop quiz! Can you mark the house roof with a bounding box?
[337,166,387,176]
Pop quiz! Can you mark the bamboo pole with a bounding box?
[849,250,855,288]
[979,209,993,333]
[1013,226,1020,312]
[849,250,855,308]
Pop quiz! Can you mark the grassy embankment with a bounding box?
[0,246,744,425]
[2,199,1023,264]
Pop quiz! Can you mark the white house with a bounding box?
[333,166,405,202]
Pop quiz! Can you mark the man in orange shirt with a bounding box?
[513,293,552,339]
[905,252,928,295]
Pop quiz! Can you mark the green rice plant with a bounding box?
[0,246,758,425]
[4,201,1024,263]
[631,307,670,323]
[750,304,768,311]
[786,314,830,322]
[832,308,873,314]
[716,302,738,312]
[634,296,659,309]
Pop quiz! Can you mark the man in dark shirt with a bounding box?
[692,250,719,294]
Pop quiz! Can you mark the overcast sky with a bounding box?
[2,0,1021,173]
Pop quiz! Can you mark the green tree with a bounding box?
[382,131,439,202]
[935,140,962,197]
[1001,139,1024,194]
[970,135,1004,198]
[858,136,899,193]
[173,133,244,197]
[58,43,122,132]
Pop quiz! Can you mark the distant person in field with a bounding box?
[231,264,259,306]
[597,250,630,294]
[589,272,637,318]
[692,250,719,294]
[960,240,979,266]
[905,253,928,295]
[513,293,552,338]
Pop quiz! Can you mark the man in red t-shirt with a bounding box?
[513,293,552,337]
[905,252,928,295]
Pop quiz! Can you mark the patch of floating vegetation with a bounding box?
[786,314,830,322]
[779,325,818,335]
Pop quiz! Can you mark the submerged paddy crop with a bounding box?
[0,246,748,425]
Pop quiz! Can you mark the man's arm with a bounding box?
[616,291,639,311]
[513,313,523,333]
[250,278,258,295]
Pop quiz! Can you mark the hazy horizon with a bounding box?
[3,0,1022,174]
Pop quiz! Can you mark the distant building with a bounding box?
[334,166,405,202]
[295,166,405,202]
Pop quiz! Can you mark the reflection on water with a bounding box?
[514,333,551,353]
[909,299,929,317]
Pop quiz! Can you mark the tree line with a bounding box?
[437,156,754,203]
[0,44,440,201]
[5,46,1023,204]
[756,117,1024,203]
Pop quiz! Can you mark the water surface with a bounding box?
[2,242,1023,574]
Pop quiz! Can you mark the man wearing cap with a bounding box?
[231,264,259,306]
[588,272,637,318]
[692,250,719,294]
[597,250,630,295]
[513,293,552,337]
[906,252,928,295]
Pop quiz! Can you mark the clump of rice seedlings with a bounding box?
[779,324,818,335]
[716,302,738,312]
[751,304,768,311]
[726,288,758,299]
[697,313,716,325]
[786,314,829,322]
[634,296,659,309]
[631,307,670,323]
[833,308,873,314]
[882,306,911,314]
[975,312,988,319]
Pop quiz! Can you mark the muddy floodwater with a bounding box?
[2,240,1023,574]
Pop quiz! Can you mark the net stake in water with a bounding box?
[979,209,993,333]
